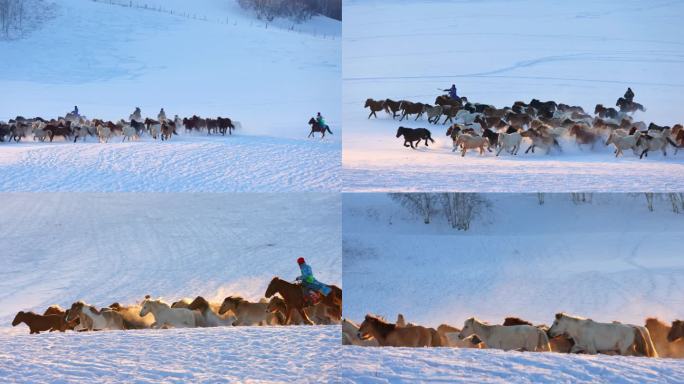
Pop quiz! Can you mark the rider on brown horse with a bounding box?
[296,257,331,305]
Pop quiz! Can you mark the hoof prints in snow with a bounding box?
[341,346,684,384]
[0,326,341,383]
[0,136,340,192]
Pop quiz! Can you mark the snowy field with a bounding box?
[342,0,684,192]
[341,346,684,384]
[0,193,341,329]
[0,0,341,192]
[342,193,684,382]
[0,325,341,383]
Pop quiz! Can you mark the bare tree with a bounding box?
[440,193,489,231]
[389,193,439,224]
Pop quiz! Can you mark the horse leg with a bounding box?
[525,144,534,154]
[308,130,314,138]
[297,307,314,325]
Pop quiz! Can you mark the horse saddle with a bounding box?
[301,287,322,306]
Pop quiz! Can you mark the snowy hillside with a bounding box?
[342,0,684,192]
[343,193,684,327]
[0,325,341,383]
[341,346,684,384]
[0,193,341,330]
[0,0,341,191]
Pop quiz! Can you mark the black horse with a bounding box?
[396,126,434,149]
[308,117,333,138]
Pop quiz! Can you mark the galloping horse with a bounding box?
[264,277,341,325]
[308,118,333,138]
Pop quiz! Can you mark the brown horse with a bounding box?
[264,277,341,325]
[569,124,599,149]
[307,118,333,138]
[216,117,235,135]
[398,101,426,121]
[43,305,79,330]
[266,296,334,325]
[364,98,385,119]
[383,99,403,119]
[668,320,684,342]
[645,318,684,358]
[12,311,66,334]
[357,314,442,347]
[435,95,463,107]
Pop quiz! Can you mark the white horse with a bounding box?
[139,298,196,328]
[121,125,138,142]
[548,313,642,356]
[459,317,550,352]
[497,132,522,156]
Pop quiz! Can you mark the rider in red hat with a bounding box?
[296,257,331,304]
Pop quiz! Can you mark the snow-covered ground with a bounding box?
[342,0,684,192]
[0,325,341,383]
[343,193,684,382]
[341,346,684,384]
[0,193,341,329]
[0,0,340,191]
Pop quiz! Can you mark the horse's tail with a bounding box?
[427,131,435,143]
[634,327,658,357]
[326,126,333,134]
[666,137,679,148]
[537,328,551,352]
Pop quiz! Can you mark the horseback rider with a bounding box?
[158,108,167,122]
[624,87,634,102]
[131,107,142,123]
[316,112,327,128]
[72,106,79,116]
[296,257,331,304]
[443,84,458,100]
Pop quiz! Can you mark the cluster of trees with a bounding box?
[236,0,341,22]
[0,0,25,37]
[390,193,490,231]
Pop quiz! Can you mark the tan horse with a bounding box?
[455,134,489,156]
[459,317,550,352]
[503,317,573,353]
[187,296,235,327]
[357,314,442,347]
[218,296,281,326]
[438,323,485,348]
[108,303,154,329]
[342,318,379,346]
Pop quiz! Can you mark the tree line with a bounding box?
[237,0,341,22]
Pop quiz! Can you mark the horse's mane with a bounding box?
[365,314,396,338]
[503,317,533,326]
[188,296,209,311]
[555,312,588,321]
[645,317,667,328]
[226,296,246,304]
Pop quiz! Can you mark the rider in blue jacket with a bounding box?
[443,84,459,100]
[296,257,331,296]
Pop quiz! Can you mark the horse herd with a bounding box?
[11,277,342,334]
[343,312,684,359]
[365,88,684,158]
[0,112,240,144]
